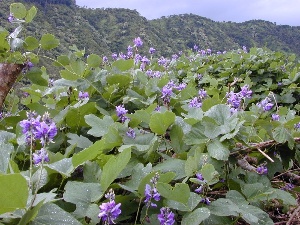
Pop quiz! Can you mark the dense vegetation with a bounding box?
[0,2,300,225]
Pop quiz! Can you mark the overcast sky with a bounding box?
[76,0,300,26]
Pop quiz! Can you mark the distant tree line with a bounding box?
[24,0,75,7]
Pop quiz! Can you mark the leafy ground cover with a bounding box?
[0,3,300,225]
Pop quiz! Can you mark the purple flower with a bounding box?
[144,173,160,207]
[196,173,204,181]
[195,185,203,193]
[134,54,142,64]
[133,37,143,47]
[149,47,156,54]
[242,46,247,53]
[119,52,127,60]
[78,91,89,100]
[34,121,57,146]
[197,74,203,80]
[227,92,241,109]
[239,85,252,98]
[158,57,168,66]
[140,56,150,70]
[161,82,175,105]
[257,97,274,111]
[193,44,199,51]
[98,189,121,224]
[111,53,118,60]
[103,56,108,63]
[98,201,121,224]
[126,128,136,139]
[33,148,50,165]
[157,207,175,225]
[201,197,211,205]
[8,13,15,22]
[127,45,133,52]
[175,83,186,91]
[172,54,178,60]
[294,122,300,129]
[272,114,280,121]
[153,71,162,78]
[256,165,268,175]
[116,105,129,123]
[198,89,207,99]
[281,183,294,191]
[189,97,202,108]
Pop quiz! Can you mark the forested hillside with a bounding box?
[1,0,300,62]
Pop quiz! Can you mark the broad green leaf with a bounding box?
[182,207,210,225]
[87,54,101,67]
[67,133,92,149]
[18,200,44,225]
[0,141,14,173]
[85,114,114,137]
[112,59,134,71]
[207,139,230,160]
[31,202,81,225]
[149,111,175,135]
[10,3,26,19]
[40,34,59,50]
[184,122,208,145]
[83,161,102,183]
[72,140,105,167]
[46,158,74,177]
[100,148,131,191]
[106,73,132,88]
[166,192,202,212]
[63,181,102,218]
[25,6,37,23]
[272,125,294,148]
[153,158,186,179]
[26,67,48,86]
[200,164,220,185]
[24,36,39,51]
[156,182,190,204]
[0,173,28,214]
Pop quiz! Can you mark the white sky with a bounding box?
[76,0,300,26]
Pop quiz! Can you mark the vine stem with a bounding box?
[134,197,143,225]
[29,160,45,208]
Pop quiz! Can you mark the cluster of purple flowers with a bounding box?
[257,97,274,111]
[149,47,156,54]
[161,81,187,105]
[98,189,121,225]
[157,207,175,225]
[281,183,294,191]
[78,91,89,100]
[294,122,300,129]
[115,105,129,123]
[133,37,143,47]
[140,56,150,70]
[126,127,136,139]
[189,89,207,108]
[8,13,15,22]
[272,113,280,121]
[226,85,252,113]
[144,173,161,207]
[146,70,162,78]
[158,56,169,67]
[32,148,50,165]
[20,111,58,147]
[194,173,205,193]
[256,165,268,175]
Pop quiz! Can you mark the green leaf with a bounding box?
[24,36,39,51]
[25,6,37,23]
[40,34,59,50]
[63,181,102,218]
[184,122,208,145]
[0,141,14,173]
[207,139,230,160]
[106,73,132,88]
[72,140,105,167]
[200,164,220,185]
[46,158,74,177]
[31,203,81,225]
[272,125,294,148]
[182,207,210,225]
[149,111,175,135]
[157,182,190,204]
[153,158,186,179]
[166,192,202,212]
[67,133,92,149]
[87,54,101,67]
[112,59,134,71]
[85,114,114,137]
[26,67,48,86]
[10,3,27,19]
[100,148,131,191]
[18,200,44,225]
[0,174,28,214]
